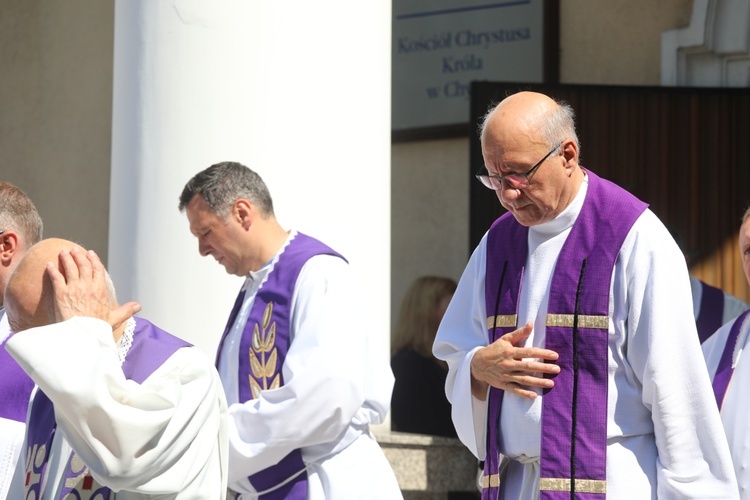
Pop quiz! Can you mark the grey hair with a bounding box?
[8,315,29,334]
[178,162,274,217]
[540,99,580,157]
[0,182,43,245]
[479,96,581,159]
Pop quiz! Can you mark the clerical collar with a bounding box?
[531,171,589,237]
[246,230,297,284]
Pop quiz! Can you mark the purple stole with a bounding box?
[712,309,750,411]
[216,233,345,499]
[22,317,190,499]
[482,170,647,499]
[0,321,35,422]
[695,280,725,344]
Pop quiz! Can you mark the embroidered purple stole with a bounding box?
[483,170,647,499]
[0,323,35,422]
[695,280,725,344]
[21,391,56,499]
[22,317,190,499]
[712,309,750,411]
[216,232,345,499]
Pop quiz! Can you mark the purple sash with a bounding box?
[482,215,527,498]
[20,390,56,499]
[483,170,647,499]
[695,280,725,344]
[217,233,345,499]
[712,309,750,410]
[0,327,35,422]
[22,317,190,499]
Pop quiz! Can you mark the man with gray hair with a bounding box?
[5,238,229,498]
[0,181,43,497]
[433,91,737,498]
[179,161,401,499]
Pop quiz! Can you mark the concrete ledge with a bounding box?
[375,431,480,499]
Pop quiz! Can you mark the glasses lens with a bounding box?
[503,174,529,189]
[476,175,501,190]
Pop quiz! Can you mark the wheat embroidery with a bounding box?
[248,301,281,399]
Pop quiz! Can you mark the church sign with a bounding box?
[392,0,544,131]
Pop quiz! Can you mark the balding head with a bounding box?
[4,238,116,333]
[481,91,557,147]
[481,92,580,155]
[478,91,584,227]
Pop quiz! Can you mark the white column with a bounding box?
[110,0,392,361]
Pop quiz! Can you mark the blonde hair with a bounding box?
[742,206,750,225]
[392,276,457,358]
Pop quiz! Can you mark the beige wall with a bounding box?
[0,0,699,327]
[560,0,693,85]
[0,0,113,259]
[391,138,471,326]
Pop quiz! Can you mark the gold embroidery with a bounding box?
[248,302,280,399]
[486,315,518,330]
[65,455,87,485]
[539,477,606,493]
[481,474,500,488]
[546,314,609,329]
[63,453,107,493]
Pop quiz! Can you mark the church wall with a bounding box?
[0,0,114,259]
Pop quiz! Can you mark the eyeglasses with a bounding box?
[476,142,563,190]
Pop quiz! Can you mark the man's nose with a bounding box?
[498,184,522,202]
[198,240,211,257]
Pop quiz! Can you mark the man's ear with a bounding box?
[560,139,579,173]
[234,199,254,229]
[0,231,20,265]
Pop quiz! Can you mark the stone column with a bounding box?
[109,0,391,361]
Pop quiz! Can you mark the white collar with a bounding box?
[530,172,589,237]
[244,229,298,289]
[116,317,136,365]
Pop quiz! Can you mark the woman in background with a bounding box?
[391,276,457,438]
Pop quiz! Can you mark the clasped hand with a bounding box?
[470,322,560,400]
[46,247,141,330]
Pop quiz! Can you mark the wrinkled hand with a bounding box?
[46,247,141,330]
[470,322,560,400]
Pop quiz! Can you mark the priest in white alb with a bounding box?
[5,238,229,499]
[433,91,738,499]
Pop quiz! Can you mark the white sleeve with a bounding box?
[226,255,387,492]
[0,416,26,498]
[702,320,735,378]
[620,211,738,498]
[722,293,750,325]
[6,317,228,497]
[432,235,490,459]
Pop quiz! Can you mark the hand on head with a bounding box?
[4,238,141,333]
[47,246,141,329]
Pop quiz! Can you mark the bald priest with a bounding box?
[4,238,228,499]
